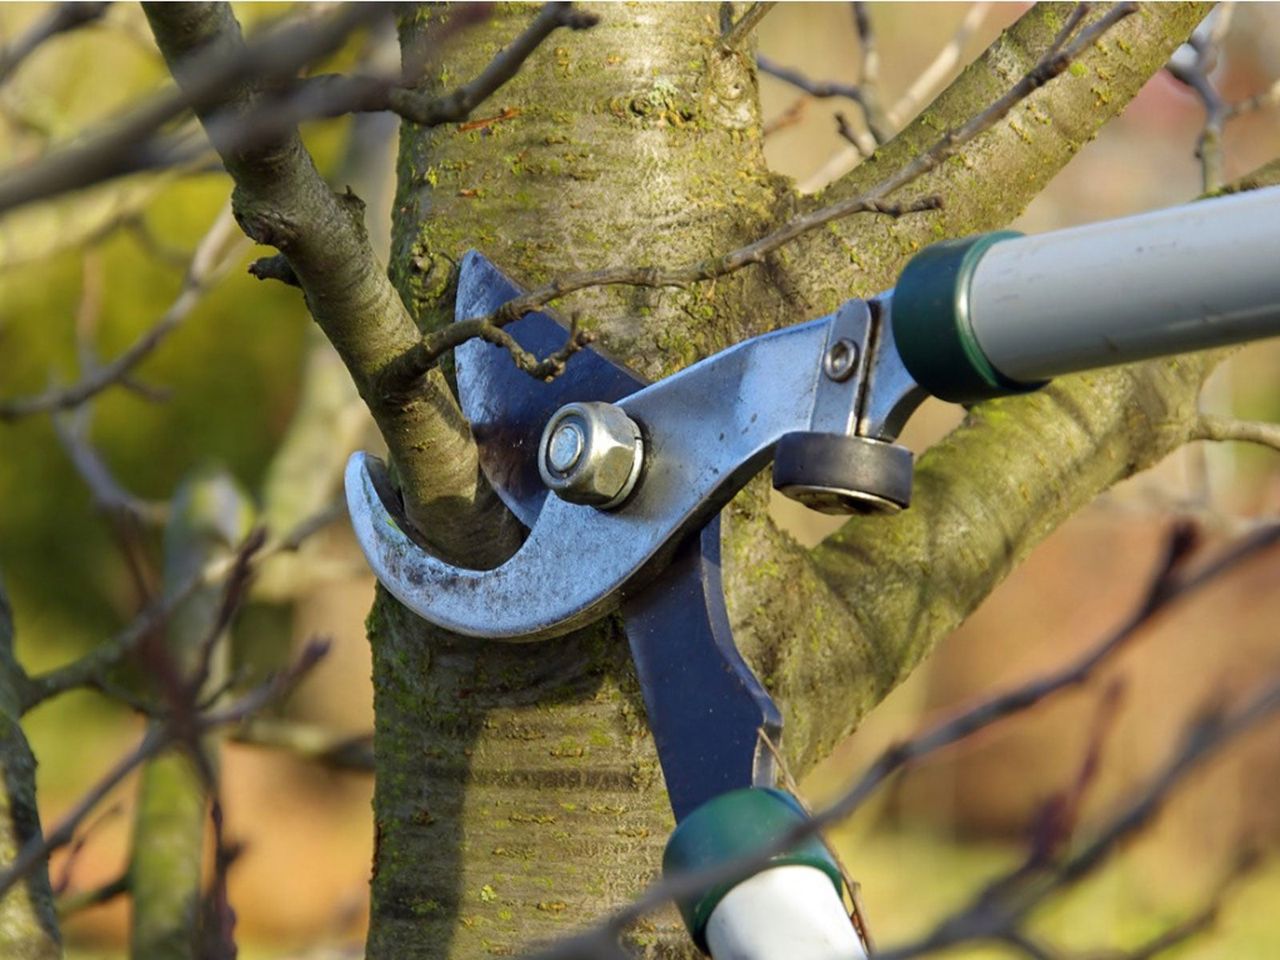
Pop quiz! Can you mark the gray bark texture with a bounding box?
[367,4,1233,958]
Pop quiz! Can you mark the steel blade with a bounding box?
[621,517,782,822]
[454,251,646,528]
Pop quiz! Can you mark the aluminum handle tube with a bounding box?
[969,186,1280,382]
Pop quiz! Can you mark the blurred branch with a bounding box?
[56,872,129,918]
[22,505,336,713]
[231,718,374,772]
[0,3,387,217]
[0,204,246,422]
[887,1,990,128]
[0,638,330,903]
[879,686,1280,959]
[762,95,807,137]
[1166,5,1234,193]
[799,1,990,192]
[0,2,109,87]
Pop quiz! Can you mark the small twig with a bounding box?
[50,803,122,896]
[56,872,130,918]
[758,729,875,955]
[762,95,807,137]
[0,2,110,87]
[721,2,777,52]
[231,717,375,772]
[834,111,866,152]
[0,204,246,422]
[756,55,871,109]
[1166,5,1234,193]
[1226,76,1280,119]
[1191,414,1280,453]
[799,1,990,192]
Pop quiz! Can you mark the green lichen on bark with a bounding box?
[0,578,60,960]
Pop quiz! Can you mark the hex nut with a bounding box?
[538,402,643,509]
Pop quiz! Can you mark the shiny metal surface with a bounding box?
[346,310,849,639]
[454,251,646,528]
[537,401,644,509]
[621,518,781,820]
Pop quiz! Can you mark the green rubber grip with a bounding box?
[893,231,1047,404]
[662,787,844,953]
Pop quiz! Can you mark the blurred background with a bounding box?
[1,3,1279,958]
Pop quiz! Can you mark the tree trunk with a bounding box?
[370,5,1210,958]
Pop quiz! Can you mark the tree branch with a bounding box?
[721,2,776,51]
[0,204,245,422]
[1191,413,1280,452]
[0,2,109,87]
[143,1,522,566]
[0,4,388,217]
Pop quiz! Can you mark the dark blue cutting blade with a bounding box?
[453,250,781,823]
[621,517,781,822]
[454,250,646,528]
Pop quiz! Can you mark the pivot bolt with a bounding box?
[539,401,643,509]
[823,338,860,382]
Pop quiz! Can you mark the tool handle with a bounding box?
[705,865,867,960]
[664,788,867,959]
[893,186,1280,403]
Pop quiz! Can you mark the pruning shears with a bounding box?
[346,186,1280,959]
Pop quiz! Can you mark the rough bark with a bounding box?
[0,577,60,960]
[370,4,1212,959]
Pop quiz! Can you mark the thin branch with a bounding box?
[21,504,336,712]
[762,95,807,137]
[392,3,1135,390]
[0,639,329,901]
[0,3,390,217]
[1226,76,1280,119]
[231,718,374,772]
[887,2,991,128]
[799,1,991,192]
[0,2,109,87]
[0,204,246,422]
[56,873,129,918]
[880,686,1280,959]
[1166,5,1234,193]
[385,196,940,389]
[1191,414,1280,453]
[756,56,871,108]
[721,3,777,52]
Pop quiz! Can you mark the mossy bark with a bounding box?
[0,580,59,960]
[371,4,1213,958]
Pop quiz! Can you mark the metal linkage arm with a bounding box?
[345,301,873,640]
